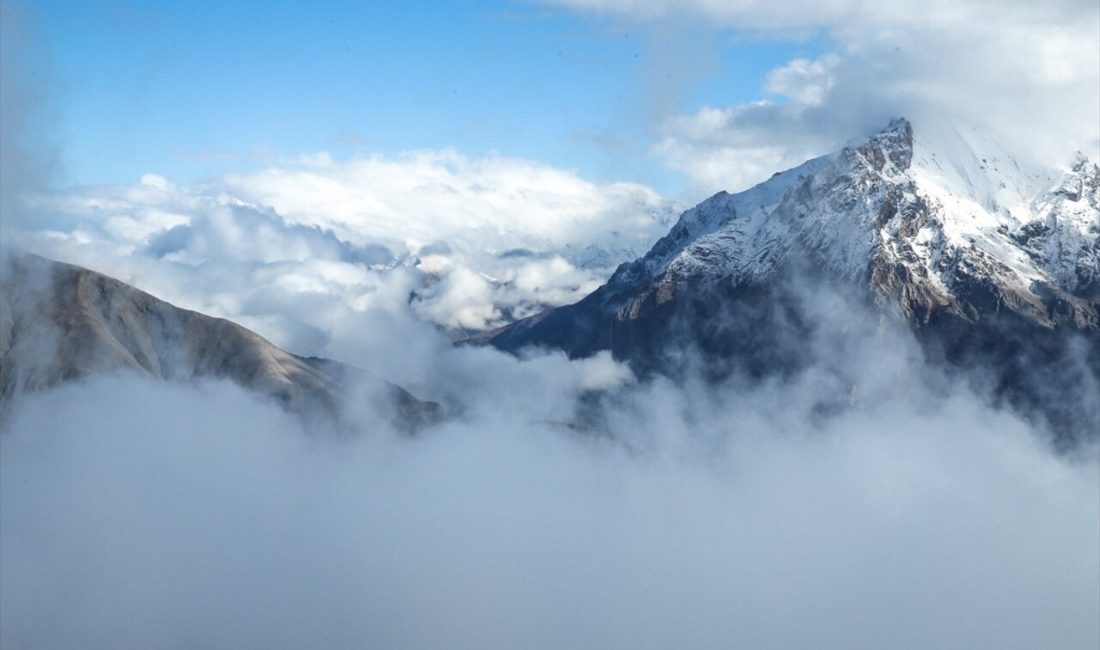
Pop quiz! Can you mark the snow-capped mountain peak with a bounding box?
[602,118,1097,318]
[485,118,1099,439]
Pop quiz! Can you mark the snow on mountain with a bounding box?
[1019,153,1100,297]
[601,118,1097,322]
[484,118,1099,440]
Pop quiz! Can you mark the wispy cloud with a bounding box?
[547,0,1100,196]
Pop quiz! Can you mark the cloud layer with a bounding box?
[2,342,1097,649]
[11,152,675,347]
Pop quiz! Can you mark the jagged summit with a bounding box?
[484,118,1099,440]
[597,117,1096,317]
[611,117,1093,301]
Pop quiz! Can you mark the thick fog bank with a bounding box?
[2,363,1097,650]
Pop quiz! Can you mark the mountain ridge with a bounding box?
[0,251,438,430]
[483,118,1100,440]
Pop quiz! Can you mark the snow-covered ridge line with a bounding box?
[618,117,1098,304]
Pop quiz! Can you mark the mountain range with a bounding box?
[484,119,1099,441]
[3,119,1095,441]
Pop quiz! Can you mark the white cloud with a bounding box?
[544,0,1091,34]
[763,54,839,106]
[221,149,667,252]
[2,341,1097,649]
[547,0,1100,197]
[654,103,825,197]
[414,266,501,331]
[10,149,675,345]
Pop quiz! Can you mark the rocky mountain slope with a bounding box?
[0,252,437,430]
[485,119,1100,440]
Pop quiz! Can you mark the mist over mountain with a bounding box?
[0,251,437,430]
[2,0,1099,647]
[2,113,1097,650]
[487,119,1100,442]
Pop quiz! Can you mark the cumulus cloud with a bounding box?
[548,0,1100,197]
[9,150,676,345]
[1,6,672,340]
[222,149,667,251]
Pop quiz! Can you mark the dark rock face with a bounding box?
[0,253,438,431]
[486,119,1100,442]
[491,264,1098,442]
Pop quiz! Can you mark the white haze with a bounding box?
[3,333,1098,650]
[2,2,1099,648]
[2,253,1099,649]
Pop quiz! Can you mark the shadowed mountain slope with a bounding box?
[484,119,1100,441]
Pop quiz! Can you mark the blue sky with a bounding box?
[30,0,821,192]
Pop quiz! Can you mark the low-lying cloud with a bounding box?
[4,165,1098,650]
[2,335,1097,649]
[7,208,1097,649]
[11,153,675,342]
[2,2,1098,647]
